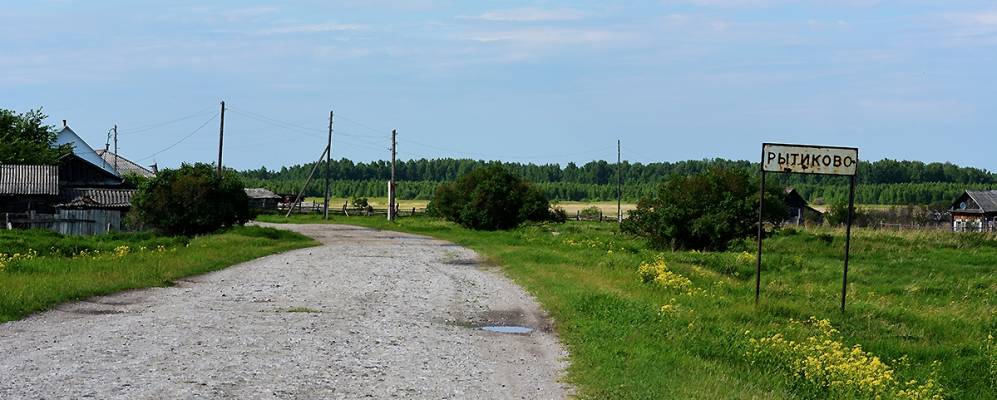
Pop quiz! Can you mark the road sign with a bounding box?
[762,143,858,176]
[756,142,859,313]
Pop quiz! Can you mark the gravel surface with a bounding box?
[0,224,571,399]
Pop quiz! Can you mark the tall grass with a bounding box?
[0,226,317,323]
[259,214,996,399]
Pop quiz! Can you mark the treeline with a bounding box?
[238,158,996,205]
[238,178,659,202]
[241,158,995,186]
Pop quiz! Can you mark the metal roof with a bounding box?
[244,188,281,199]
[0,165,59,195]
[964,190,997,213]
[95,149,156,178]
[55,127,120,178]
[57,188,136,209]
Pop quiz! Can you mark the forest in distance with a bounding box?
[237,158,997,206]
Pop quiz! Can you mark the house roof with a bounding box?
[0,165,59,195]
[244,188,281,199]
[56,188,136,209]
[956,190,997,213]
[55,127,120,178]
[95,149,156,178]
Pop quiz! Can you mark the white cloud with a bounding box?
[465,7,586,22]
[461,28,623,46]
[257,23,369,35]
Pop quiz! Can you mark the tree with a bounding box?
[132,163,251,235]
[622,167,787,250]
[428,165,559,230]
[0,108,73,165]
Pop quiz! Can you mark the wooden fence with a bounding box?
[4,210,123,235]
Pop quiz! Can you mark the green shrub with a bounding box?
[428,165,560,230]
[621,167,787,250]
[579,206,603,219]
[350,196,369,209]
[132,163,251,235]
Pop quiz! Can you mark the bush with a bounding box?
[428,165,560,230]
[579,206,602,219]
[825,199,860,226]
[132,163,251,235]
[621,167,786,250]
[350,196,369,209]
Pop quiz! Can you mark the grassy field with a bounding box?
[257,213,996,399]
[300,197,640,215]
[0,226,317,323]
[303,197,430,209]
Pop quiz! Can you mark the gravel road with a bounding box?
[0,224,571,399]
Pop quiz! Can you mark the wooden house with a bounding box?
[95,149,156,178]
[950,190,997,232]
[784,187,822,226]
[1,124,139,233]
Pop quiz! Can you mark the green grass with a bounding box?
[0,226,317,323]
[258,213,997,399]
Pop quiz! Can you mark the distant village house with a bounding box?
[950,190,997,232]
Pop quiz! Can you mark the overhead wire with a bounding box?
[119,106,216,135]
[136,112,219,162]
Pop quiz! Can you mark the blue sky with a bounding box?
[3,1,996,171]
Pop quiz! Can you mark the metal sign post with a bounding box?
[756,143,859,312]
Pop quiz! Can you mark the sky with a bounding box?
[3,1,996,171]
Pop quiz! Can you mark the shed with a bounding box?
[244,188,281,211]
[950,190,997,232]
[53,188,137,235]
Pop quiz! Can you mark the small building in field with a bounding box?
[784,187,823,226]
[949,190,997,232]
[244,188,281,211]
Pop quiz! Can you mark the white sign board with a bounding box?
[762,143,858,176]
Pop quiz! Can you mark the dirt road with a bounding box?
[0,224,570,399]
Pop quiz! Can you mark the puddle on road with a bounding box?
[481,326,533,334]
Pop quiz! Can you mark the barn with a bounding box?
[950,190,997,232]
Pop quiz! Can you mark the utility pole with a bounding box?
[324,110,334,220]
[217,101,225,177]
[388,129,397,221]
[113,124,118,173]
[617,139,623,224]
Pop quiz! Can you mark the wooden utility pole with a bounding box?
[324,111,334,220]
[217,101,225,176]
[113,124,118,173]
[617,139,622,224]
[388,129,397,221]
[285,145,330,218]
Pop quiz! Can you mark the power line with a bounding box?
[137,112,219,162]
[404,138,614,161]
[119,107,216,135]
